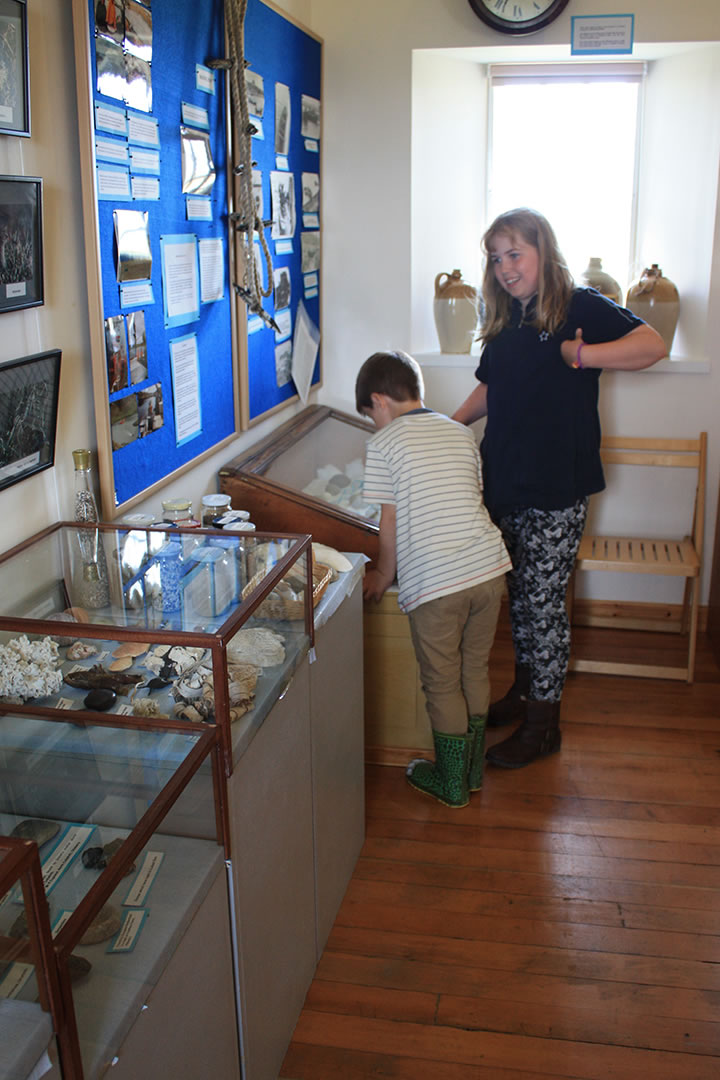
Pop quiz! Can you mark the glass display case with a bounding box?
[0,835,62,1080]
[219,406,381,559]
[0,523,314,772]
[0,712,228,1079]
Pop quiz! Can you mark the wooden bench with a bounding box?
[569,434,707,683]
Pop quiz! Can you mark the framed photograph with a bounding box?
[0,0,30,138]
[0,175,43,312]
[0,348,61,492]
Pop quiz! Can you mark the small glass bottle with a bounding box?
[201,493,232,528]
[72,448,111,608]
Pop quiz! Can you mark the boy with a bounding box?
[357,350,511,807]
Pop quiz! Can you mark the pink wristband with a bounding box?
[573,343,584,370]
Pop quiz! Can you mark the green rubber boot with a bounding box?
[467,713,488,792]
[406,730,472,808]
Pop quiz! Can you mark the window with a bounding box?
[487,64,644,291]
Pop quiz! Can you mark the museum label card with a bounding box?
[186,196,213,221]
[170,333,202,446]
[571,14,634,54]
[196,64,216,94]
[182,101,210,130]
[123,851,165,906]
[275,240,293,255]
[247,315,264,334]
[199,237,224,303]
[303,213,319,229]
[130,147,160,174]
[95,102,128,136]
[304,139,319,153]
[291,300,320,404]
[0,963,33,999]
[132,176,160,201]
[276,155,289,172]
[120,281,154,308]
[97,164,132,201]
[127,111,160,147]
[160,234,200,327]
[108,909,149,953]
[42,824,96,895]
[96,136,129,164]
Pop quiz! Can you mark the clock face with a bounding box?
[468,0,571,36]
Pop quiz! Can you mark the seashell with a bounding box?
[65,607,90,623]
[113,641,149,659]
[311,543,353,574]
[132,697,169,719]
[67,641,99,661]
[46,612,78,646]
[109,656,133,672]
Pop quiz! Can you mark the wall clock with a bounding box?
[468,0,571,36]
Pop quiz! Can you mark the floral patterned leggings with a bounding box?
[498,499,588,703]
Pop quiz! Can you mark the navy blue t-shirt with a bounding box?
[476,287,643,522]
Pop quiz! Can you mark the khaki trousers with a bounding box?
[407,574,505,736]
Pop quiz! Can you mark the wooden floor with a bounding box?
[281,614,720,1079]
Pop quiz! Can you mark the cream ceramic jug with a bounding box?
[433,269,479,355]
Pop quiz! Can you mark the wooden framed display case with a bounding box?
[0,712,236,1080]
[0,522,314,774]
[219,406,380,560]
[0,836,63,1080]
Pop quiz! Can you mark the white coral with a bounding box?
[0,636,63,701]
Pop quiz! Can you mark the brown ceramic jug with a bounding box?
[625,264,679,355]
[433,269,479,354]
[581,257,623,305]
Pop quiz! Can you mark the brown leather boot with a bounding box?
[486,700,561,769]
[487,663,531,728]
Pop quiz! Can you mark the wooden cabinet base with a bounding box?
[363,592,432,759]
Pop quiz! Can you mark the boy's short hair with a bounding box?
[355,350,424,413]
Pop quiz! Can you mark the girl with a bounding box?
[453,208,666,768]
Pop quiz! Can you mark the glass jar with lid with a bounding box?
[201,493,232,528]
[161,497,200,527]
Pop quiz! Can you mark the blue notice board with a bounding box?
[242,0,323,425]
[78,0,235,513]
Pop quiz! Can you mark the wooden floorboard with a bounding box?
[281,618,720,1079]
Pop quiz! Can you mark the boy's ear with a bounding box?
[369,391,385,410]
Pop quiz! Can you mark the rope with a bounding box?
[216,0,275,325]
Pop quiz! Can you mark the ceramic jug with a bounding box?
[625,264,679,355]
[581,257,623,305]
[433,269,479,355]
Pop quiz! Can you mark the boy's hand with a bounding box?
[363,568,393,602]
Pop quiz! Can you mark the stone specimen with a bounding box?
[227,627,285,668]
[81,838,135,876]
[80,904,122,945]
[10,818,60,847]
[84,688,117,711]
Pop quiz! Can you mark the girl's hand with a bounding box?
[561,327,585,368]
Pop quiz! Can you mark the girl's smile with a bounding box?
[489,233,540,311]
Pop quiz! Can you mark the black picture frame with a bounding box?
[0,0,30,137]
[0,348,62,492]
[0,175,43,313]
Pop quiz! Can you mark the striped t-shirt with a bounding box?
[363,410,511,613]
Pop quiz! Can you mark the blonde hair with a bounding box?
[479,208,574,342]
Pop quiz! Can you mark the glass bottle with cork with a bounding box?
[72,448,111,609]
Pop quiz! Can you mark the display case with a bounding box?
[0,712,234,1079]
[0,835,62,1080]
[0,522,314,772]
[219,406,381,559]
